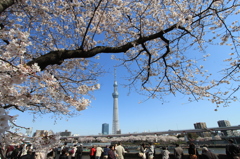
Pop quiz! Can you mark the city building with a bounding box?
[218,120,234,137]
[112,69,121,134]
[60,130,72,137]
[194,122,207,129]
[194,122,210,137]
[102,123,109,135]
[218,120,231,127]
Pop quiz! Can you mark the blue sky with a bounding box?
[9,43,240,136]
[7,10,240,137]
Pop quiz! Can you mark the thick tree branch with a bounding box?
[0,0,14,14]
[27,24,179,70]
[3,104,23,112]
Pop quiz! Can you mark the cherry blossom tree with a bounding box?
[74,135,182,143]
[0,0,240,152]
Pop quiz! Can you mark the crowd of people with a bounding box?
[3,143,36,159]
[89,142,127,159]
[138,139,240,159]
[139,142,155,159]
[1,143,82,159]
[186,139,240,159]
[59,144,83,159]
[138,142,185,159]
[2,139,240,159]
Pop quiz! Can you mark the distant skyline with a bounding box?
[63,120,239,135]
[18,118,240,136]
[10,65,240,136]
[10,81,240,136]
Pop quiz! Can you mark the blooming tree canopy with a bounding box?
[0,0,240,136]
[77,135,181,143]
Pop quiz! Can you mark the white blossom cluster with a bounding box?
[0,108,19,144]
[74,134,222,143]
[0,16,100,146]
[1,29,31,60]
[32,133,61,152]
[1,131,61,156]
[0,108,11,135]
[76,135,184,143]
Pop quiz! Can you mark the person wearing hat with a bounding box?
[226,139,240,159]
[201,147,218,159]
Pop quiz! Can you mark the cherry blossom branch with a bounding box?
[80,0,103,50]
[140,43,152,86]
[27,24,179,70]
[8,120,29,129]
[3,104,23,112]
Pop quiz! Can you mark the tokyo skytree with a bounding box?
[112,69,120,134]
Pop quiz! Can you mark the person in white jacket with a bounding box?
[115,142,127,159]
[95,146,103,159]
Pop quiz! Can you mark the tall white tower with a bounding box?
[112,69,120,134]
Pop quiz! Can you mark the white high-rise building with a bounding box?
[112,69,120,134]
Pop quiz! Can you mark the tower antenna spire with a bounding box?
[114,68,117,81]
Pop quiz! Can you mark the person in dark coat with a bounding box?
[226,139,240,159]
[20,150,34,159]
[108,145,116,159]
[59,150,69,159]
[201,147,218,159]
[47,148,54,159]
[11,145,21,159]
[188,143,199,159]
[76,144,83,159]
[103,145,110,159]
